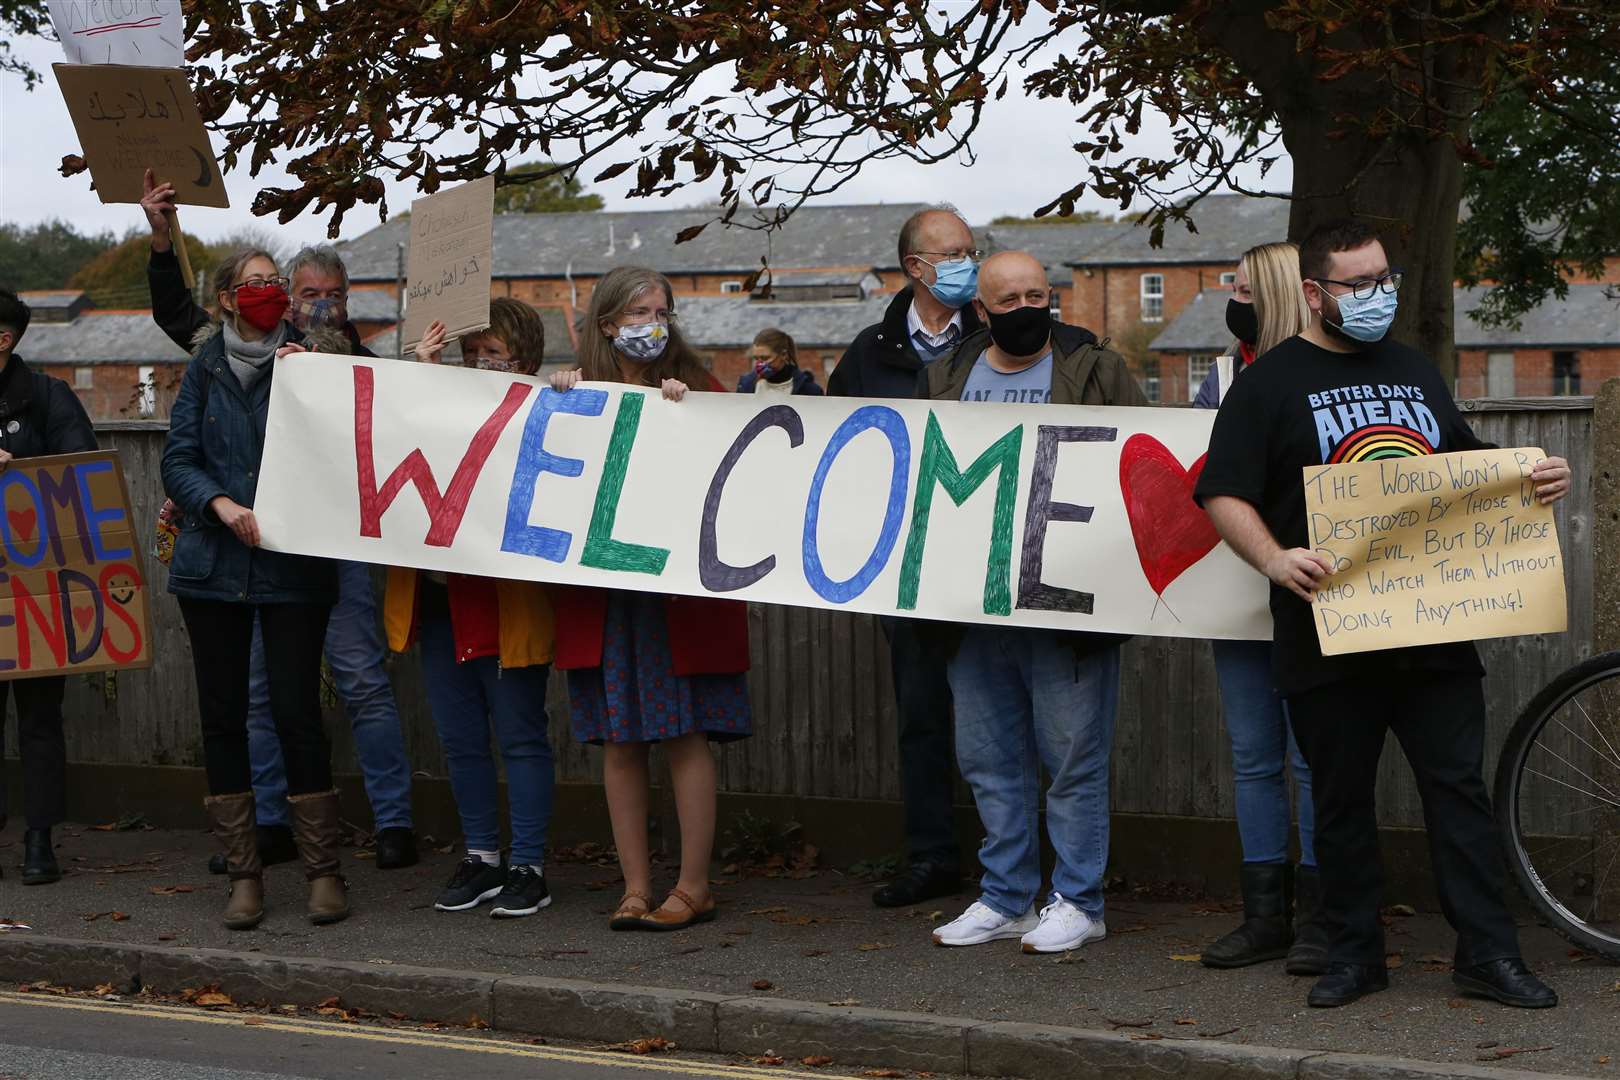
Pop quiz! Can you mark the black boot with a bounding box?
[873,860,960,908]
[1453,958,1558,1009]
[1201,863,1292,968]
[1307,962,1389,1007]
[208,823,297,875]
[1286,864,1330,975]
[375,827,419,870]
[22,828,61,885]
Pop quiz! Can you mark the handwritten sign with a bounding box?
[1304,448,1567,656]
[0,452,152,680]
[48,0,183,67]
[400,176,495,352]
[53,63,228,208]
[253,354,1274,640]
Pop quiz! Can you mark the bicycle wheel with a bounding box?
[1495,651,1620,962]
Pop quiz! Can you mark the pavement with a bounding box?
[0,822,1614,1079]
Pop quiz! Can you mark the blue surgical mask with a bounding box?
[921,257,978,309]
[611,321,669,363]
[1326,286,1398,343]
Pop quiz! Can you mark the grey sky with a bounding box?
[1,27,1292,248]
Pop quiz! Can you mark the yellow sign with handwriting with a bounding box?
[401,175,495,353]
[1303,447,1567,656]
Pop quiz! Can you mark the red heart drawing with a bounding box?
[1119,434,1220,596]
[7,508,35,542]
[73,605,96,631]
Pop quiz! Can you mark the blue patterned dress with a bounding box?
[568,591,752,745]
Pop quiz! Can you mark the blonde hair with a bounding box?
[578,266,711,388]
[1240,242,1312,356]
[211,248,279,314]
[752,327,797,366]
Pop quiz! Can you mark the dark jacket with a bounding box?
[826,288,983,399]
[0,354,98,459]
[918,321,1147,659]
[735,365,823,396]
[160,325,337,605]
[148,248,374,358]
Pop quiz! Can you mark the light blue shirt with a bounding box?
[960,349,1054,405]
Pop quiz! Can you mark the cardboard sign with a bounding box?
[252,355,1274,641]
[0,452,152,680]
[401,176,495,352]
[48,1,184,67]
[53,62,228,208]
[1304,447,1567,655]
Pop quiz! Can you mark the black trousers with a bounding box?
[0,676,68,829]
[882,618,959,867]
[178,599,334,798]
[1288,671,1520,967]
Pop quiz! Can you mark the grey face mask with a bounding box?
[611,321,669,363]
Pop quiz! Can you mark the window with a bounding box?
[1552,351,1580,395]
[1485,352,1515,398]
[1140,358,1162,404]
[1186,355,1214,401]
[1140,274,1164,322]
[1219,272,1237,287]
[137,365,156,417]
[73,367,93,389]
[719,280,744,294]
[1049,289,1063,316]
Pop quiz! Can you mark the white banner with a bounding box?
[254,355,1270,640]
[49,1,184,67]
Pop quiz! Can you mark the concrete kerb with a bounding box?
[0,935,1588,1080]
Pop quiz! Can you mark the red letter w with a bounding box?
[354,366,533,546]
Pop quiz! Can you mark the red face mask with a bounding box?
[234,284,290,332]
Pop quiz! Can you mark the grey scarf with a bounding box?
[221,319,288,391]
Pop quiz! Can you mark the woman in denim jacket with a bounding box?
[161,249,345,931]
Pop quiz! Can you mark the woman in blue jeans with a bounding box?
[1194,242,1327,974]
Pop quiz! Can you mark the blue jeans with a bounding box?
[419,613,555,866]
[246,561,414,830]
[948,628,1120,920]
[1212,639,1315,867]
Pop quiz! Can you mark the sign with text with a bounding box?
[48,1,184,67]
[0,452,152,680]
[401,175,495,352]
[254,355,1273,640]
[1304,448,1567,656]
[53,62,228,208]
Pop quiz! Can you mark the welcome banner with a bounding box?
[255,355,1271,640]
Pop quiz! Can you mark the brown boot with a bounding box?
[288,790,349,925]
[203,792,264,930]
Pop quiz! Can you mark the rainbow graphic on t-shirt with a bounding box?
[1326,423,1435,463]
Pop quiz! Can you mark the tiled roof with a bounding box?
[18,312,189,364]
[337,204,932,283]
[984,221,1126,285]
[1070,195,1290,267]
[18,290,89,310]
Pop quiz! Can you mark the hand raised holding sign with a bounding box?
[1531,456,1571,504]
[414,320,450,364]
[140,169,176,250]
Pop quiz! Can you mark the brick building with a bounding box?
[15,303,190,421]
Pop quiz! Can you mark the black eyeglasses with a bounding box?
[1315,271,1404,300]
[913,249,984,263]
[234,275,290,292]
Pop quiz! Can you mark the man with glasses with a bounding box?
[828,205,984,907]
[1195,219,1570,1010]
[139,172,420,876]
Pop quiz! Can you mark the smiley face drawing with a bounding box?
[106,573,138,606]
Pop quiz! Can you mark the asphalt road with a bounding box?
[0,992,851,1080]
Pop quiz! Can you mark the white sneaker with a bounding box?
[1020,894,1106,953]
[932,900,1039,947]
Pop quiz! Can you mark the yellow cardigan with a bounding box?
[383,566,555,668]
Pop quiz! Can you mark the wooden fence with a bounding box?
[43,399,1597,837]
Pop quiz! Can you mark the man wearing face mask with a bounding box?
[827,206,985,907]
[919,252,1146,953]
[139,176,419,876]
[1196,220,1571,1010]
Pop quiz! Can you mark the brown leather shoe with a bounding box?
[288,790,350,925]
[609,890,654,932]
[203,792,264,930]
[640,888,716,932]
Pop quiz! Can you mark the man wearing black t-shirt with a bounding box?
[1194,220,1571,1010]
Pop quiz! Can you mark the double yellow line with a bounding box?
[0,990,840,1080]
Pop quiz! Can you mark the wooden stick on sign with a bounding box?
[161,208,196,291]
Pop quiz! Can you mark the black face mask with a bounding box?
[764,361,796,383]
[1225,298,1258,345]
[985,304,1052,357]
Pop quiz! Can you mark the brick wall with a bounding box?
[1069,263,1233,341]
[42,362,187,422]
[1456,347,1620,398]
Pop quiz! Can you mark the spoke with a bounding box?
[1527,833,1620,890]
[1522,768,1620,811]
[1592,838,1620,920]
[1568,696,1620,773]
[1594,678,1620,764]
[1526,743,1620,804]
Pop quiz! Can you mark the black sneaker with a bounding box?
[434,857,507,912]
[375,827,419,870]
[490,865,552,918]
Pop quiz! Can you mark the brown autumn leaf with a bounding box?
[242,1017,267,1026]
[610,1036,675,1055]
[1168,953,1201,962]
[111,912,129,922]
[862,1071,907,1078]
[754,1055,785,1066]
[1386,953,1404,969]
[1174,1018,1197,1025]
[1383,904,1417,917]
[317,996,342,1009]
[827,998,862,1007]
[149,885,195,896]
[465,1016,490,1030]
[193,991,234,1007]
[801,1056,834,1067]
[752,979,774,991]
[90,983,116,997]
[745,906,789,915]
[856,943,896,952]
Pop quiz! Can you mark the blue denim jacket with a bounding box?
[160,327,337,605]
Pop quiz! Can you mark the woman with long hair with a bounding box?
[161,249,347,930]
[550,266,752,931]
[736,327,823,396]
[1194,241,1323,974]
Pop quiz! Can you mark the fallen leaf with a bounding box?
[1384,904,1416,917]
[861,1071,907,1078]
[856,943,896,952]
[465,1016,489,1030]
[752,980,774,991]
[1168,953,1201,962]
[1199,1027,1240,1039]
[148,885,195,896]
[242,1017,266,1026]
[1478,1046,1554,1062]
[802,949,831,958]
[609,1036,676,1055]
[317,996,341,1009]
[1598,1055,1609,1064]
[1106,1016,1154,1029]
[1447,998,1468,1008]
[193,991,233,1008]
[746,906,789,915]
[1386,953,1404,969]
[91,983,116,997]
[827,998,862,1007]
[1130,1033,1165,1041]
[157,935,175,942]
[1175,1018,1197,1026]
[754,1056,785,1066]
[801,1056,834,1067]
[1112,924,1154,935]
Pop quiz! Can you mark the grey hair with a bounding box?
[286,243,350,289]
[897,203,968,266]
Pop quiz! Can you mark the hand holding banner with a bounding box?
[1304,448,1567,655]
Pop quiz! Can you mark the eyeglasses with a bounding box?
[235,276,290,292]
[913,249,983,263]
[1315,271,1403,301]
[620,308,677,324]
